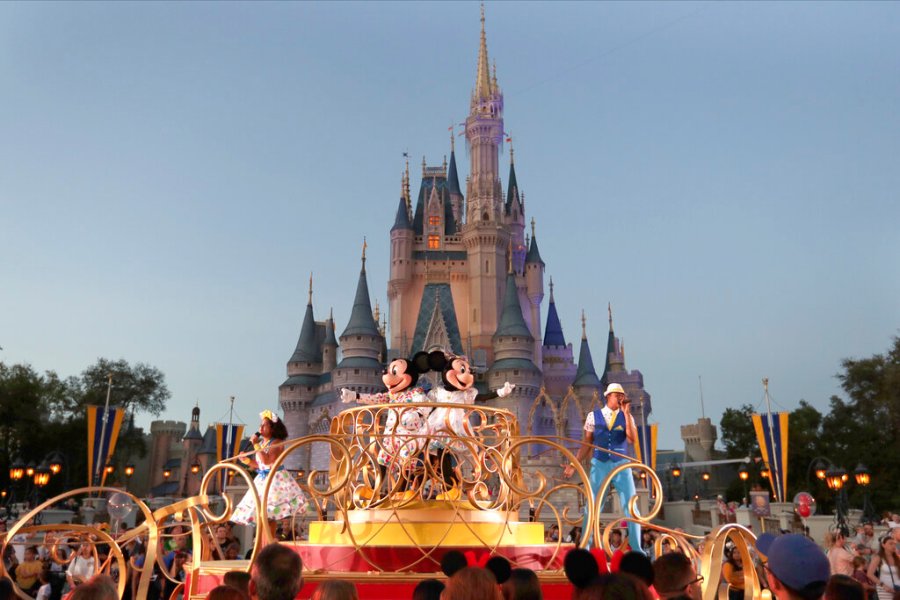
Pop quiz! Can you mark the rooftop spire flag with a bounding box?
[634,422,658,472]
[86,405,125,487]
[752,412,789,503]
[215,423,245,490]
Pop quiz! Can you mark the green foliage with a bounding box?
[0,358,169,491]
[719,404,756,459]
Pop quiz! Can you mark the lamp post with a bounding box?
[854,464,876,522]
[670,464,687,501]
[825,466,849,530]
[738,464,750,502]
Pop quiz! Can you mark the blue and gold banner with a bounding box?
[86,405,125,487]
[634,422,658,471]
[215,423,245,489]
[752,412,789,503]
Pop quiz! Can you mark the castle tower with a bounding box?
[447,132,464,228]
[488,253,541,420]
[462,7,509,362]
[388,163,414,354]
[600,305,653,427]
[322,309,339,372]
[572,312,602,435]
[540,278,576,400]
[333,242,386,396]
[180,404,203,497]
[148,420,186,491]
[505,145,526,273]
[524,218,545,365]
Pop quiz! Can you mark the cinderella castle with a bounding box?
[278,9,653,474]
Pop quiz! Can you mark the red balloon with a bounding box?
[797,504,811,518]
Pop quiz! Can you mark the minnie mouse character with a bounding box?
[426,353,514,496]
[340,351,440,493]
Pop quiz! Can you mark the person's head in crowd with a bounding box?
[223,571,251,596]
[724,546,743,570]
[249,543,303,600]
[653,552,702,600]
[757,533,830,600]
[310,579,358,600]
[610,530,623,548]
[879,535,898,562]
[851,556,866,572]
[70,575,118,600]
[619,551,654,588]
[411,579,444,600]
[38,570,51,586]
[441,550,468,578]
[864,523,875,538]
[215,525,229,543]
[824,574,865,600]
[208,585,251,600]
[485,556,512,585]
[225,542,241,561]
[891,527,900,544]
[442,567,502,600]
[564,548,600,591]
[501,568,542,600]
[0,579,14,600]
[575,573,654,600]
[834,527,849,548]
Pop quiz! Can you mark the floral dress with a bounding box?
[427,387,478,452]
[231,439,308,524]
[366,387,432,466]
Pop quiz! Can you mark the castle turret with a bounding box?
[180,404,203,497]
[505,145,526,272]
[541,278,577,399]
[389,161,415,355]
[334,242,386,397]
[573,311,602,411]
[463,6,508,362]
[447,132,464,228]
[524,218,545,364]
[488,254,541,418]
[322,308,339,372]
[599,305,652,427]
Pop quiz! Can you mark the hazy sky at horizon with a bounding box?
[1,1,898,450]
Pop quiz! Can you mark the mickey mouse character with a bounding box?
[340,351,439,484]
[426,353,514,495]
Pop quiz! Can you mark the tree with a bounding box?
[76,358,170,416]
[719,404,756,459]
[786,400,823,498]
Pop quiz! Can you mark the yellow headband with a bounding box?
[260,409,279,423]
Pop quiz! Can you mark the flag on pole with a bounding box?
[215,423,245,490]
[752,412,789,503]
[634,422,658,471]
[86,405,125,487]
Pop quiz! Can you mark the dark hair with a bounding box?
[485,555,512,584]
[442,567,502,600]
[412,579,445,600]
[311,579,358,600]
[207,585,250,600]
[619,551,654,587]
[251,543,302,600]
[223,570,251,594]
[564,549,599,589]
[441,550,468,578]
[576,573,654,600]
[70,575,118,600]
[0,579,13,600]
[652,552,694,595]
[267,418,289,441]
[502,568,542,600]
[824,575,865,600]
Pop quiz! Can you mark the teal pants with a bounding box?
[581,456,643,554]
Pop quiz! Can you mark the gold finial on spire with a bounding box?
[608,302,613,331]
[373,300,380,325]
[450,124,455,152]
[507,238,513,273]
[549,276,555,302]
[362,236,367,267]
[531,217,536,239]
[308,273,313,305]
[581,310,587,340]
[474,3,492,101]
[443,154,447,170]
[492,60,498,90]
[508,134,514,164]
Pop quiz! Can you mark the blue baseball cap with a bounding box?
[756,533,830,591]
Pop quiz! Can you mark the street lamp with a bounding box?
[25,461,36,478]
[760,466,770,480]
[854,463,876,522]
[163,468,171,480]
[813,459,828,481]
[124,464,135,478]
[738,464,750,500]
[48,453,63,476]
[34,462,51,488]
[9,457,25,482]
[190,461,201,475]
[105,463,115,476]
[826,466,849,530]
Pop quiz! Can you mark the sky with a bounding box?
[1,2,898,450]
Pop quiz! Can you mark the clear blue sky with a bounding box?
[2,2,898,450]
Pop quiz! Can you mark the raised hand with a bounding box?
[497,382,516,398]
[340,388,358,404]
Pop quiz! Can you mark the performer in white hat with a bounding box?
[564,382,642,553]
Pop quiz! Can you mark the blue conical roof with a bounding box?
[290,301,321,363]
[391,196,412,231]
[525,234,544,265]
[494,272,533,339]
[543,296,566,347]
[324,313,338,347]
[448,150,462,197]
[340,260,381,338]
[574,335,601,387]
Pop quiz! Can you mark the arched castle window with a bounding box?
[428,216,440,226]
[482,212,489,221]
[428,235,440,249]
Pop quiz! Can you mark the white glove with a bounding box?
[497,382,515,398]
[340,388,358,404]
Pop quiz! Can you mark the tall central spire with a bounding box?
[474,4,493,102]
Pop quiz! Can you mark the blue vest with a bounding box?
[592,408,628,462]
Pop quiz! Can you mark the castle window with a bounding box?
[428,216,441,226]
[354,369,360,375]
[482,212,489,221]
[427,235,440,249]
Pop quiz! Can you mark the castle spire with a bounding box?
[574,310,601,387]
[361,237,367,271]
[474,3,493,102]
[308,273,313,305]
[525,218,545,266]
[340,244,381,339]
[543,277,566,348]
